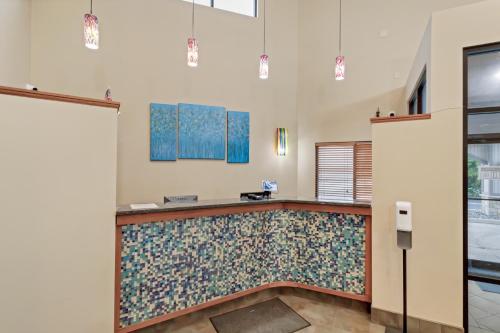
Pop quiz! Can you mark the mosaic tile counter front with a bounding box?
[118,209,368,330]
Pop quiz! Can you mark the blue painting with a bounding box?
[227,111,250,163]
[178,103,226,160]
[150,103,177,161]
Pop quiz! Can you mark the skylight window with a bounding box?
[182,0,257,18]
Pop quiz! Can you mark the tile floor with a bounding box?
[470,281,500,333]
[136,288,386,333]
[469,220,500,264]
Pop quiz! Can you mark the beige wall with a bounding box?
[0,0,31,87]
[296,0,484,198]
[372,0,500,327]
[431,0,500,112]
[29,0,298,205]
[0,95,117,333]
[372,109,463,327]
[405,19,431,104]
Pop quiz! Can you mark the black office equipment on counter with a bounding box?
[164,195,198,204]
[240,191,272,201]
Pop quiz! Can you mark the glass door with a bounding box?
[465,44,500,333]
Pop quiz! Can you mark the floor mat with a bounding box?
[210,298,311,333]
[478,281,500,294]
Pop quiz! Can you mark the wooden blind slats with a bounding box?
[315,142,372,202]
[354,142,372,201]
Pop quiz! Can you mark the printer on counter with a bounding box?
[240,191,272,201]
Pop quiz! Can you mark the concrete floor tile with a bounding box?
[470,296,500,317]
[137,289,383,333]
[478,315,500,333]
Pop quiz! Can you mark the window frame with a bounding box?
[463,41,500,333]
[315,141,372,202]
[184,0,258,18]
[408,68,427,115]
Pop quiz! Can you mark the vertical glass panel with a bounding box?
[214,0,256,17]
[420,81,427,114]
[468,144,500,279]
[468,49,500,108]
[469,280,500,332]
[469,112,500,135]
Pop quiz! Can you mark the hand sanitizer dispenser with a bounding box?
[396,201,412,250]
[396,201,412,333]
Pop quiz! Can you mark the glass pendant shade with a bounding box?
[187,38,199,67]
[83,13,99,50]
[335,55,345,80]
[259,54,269,80]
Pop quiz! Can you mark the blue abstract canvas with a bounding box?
[150,103,177,161]
[227,111,250,163]
[178,103,226,160]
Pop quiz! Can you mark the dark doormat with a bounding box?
[477,281,500,294]
[210,298,311,333]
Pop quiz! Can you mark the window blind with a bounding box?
[315,142,372,201]
[353,142,373,201]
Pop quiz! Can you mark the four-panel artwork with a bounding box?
[150,103,250,163]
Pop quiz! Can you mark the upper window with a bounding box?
[408,69,427,115]
[182,0,257,17]
[468,49,500,109]
[315,142,372,202]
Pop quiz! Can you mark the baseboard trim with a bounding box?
[371,307,464,333]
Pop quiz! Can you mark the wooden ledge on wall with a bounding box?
[370,114,431,124]
[0,85,120,110]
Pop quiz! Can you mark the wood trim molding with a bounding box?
[282,203,371,215]
[116,203,372,226]
[0,85,120,110]
[365,215,372,301]
[114,224,122,333]
[370,114,431,124]
[116,282,371,333]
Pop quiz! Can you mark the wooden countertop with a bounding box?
[116,197,372,226]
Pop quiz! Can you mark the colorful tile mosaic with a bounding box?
[119,210,366,328]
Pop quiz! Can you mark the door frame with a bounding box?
[463,41,500,333]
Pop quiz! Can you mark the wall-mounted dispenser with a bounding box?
[396,201,412,250]
[394,201,413,333]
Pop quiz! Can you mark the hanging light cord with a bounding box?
[192,0,195,38]
[90,0,93,14]
[338,0,342,55]
[263,0,266,54]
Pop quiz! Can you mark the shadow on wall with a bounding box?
[297,87,406,198]
[317,87,406,141]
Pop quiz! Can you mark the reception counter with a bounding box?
[115,198,372,333]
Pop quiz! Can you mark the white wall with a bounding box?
[372,109,462,327]
[0,95,117,333]
[296,0,485,198]
[373,0,500,328]
[29,0,299,205]
[405,19,432,106]
[0,0,31,87]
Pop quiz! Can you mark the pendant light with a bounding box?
[259,0,269,79]
[335,0,345,80]
[83,0,99,50]
[187,0,199,67]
